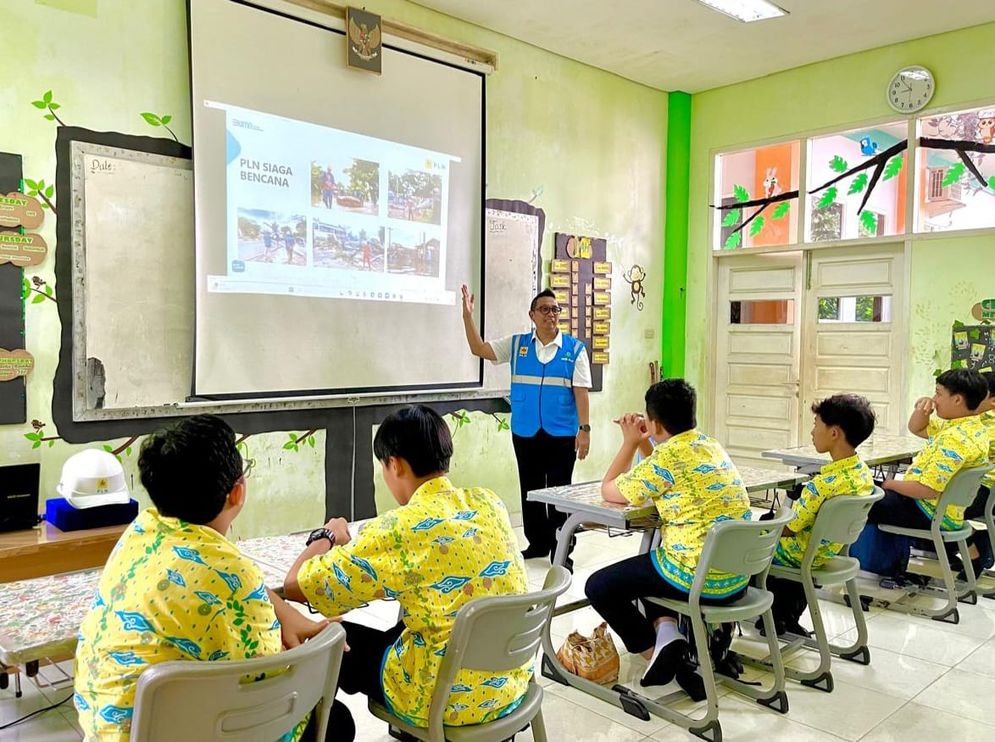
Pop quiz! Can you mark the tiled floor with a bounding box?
[5,526,995,741]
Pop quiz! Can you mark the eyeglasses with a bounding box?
[533,305,562,316]
[241,458,256,480]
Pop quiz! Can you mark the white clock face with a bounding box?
[888,66,934,114]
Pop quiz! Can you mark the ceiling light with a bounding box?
[695,0,788,23]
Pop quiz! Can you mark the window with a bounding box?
[730,299,795,324]
[714,142,800,250]
[806,122,908,242]
[817,295,892,323]
[916,105,995,233]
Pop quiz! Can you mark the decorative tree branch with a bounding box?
[235,433,252,446]
[711,190,798,211]
[294,429,318,445]
[110,436,139,456]
[22,179,56,214]
[919,137,995,189]
[809,140,908,196]
[30,91,66,126]
[856,156,888,215]
[27,285,56,303]
[733,202,771,238]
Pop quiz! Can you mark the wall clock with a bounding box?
[887,66,935,114]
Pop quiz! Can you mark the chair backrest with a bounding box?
[808,486,885,557]
[425,566,571,741]
[129,622,347,742]
[693,509,794,595]
[934,465,994,522]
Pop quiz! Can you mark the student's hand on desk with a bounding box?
[324,517,351,547]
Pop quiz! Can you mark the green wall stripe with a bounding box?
[663,91,691,377]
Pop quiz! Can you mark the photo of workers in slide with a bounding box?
[312,220,385,272]
[387,169,442,225]
[236,209,307,266]
[310,157,380,215]
[385,227,441,277]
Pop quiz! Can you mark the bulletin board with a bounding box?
[951,324,995,372]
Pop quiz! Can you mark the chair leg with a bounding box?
[831,579,871,665]
[956,538,978,604]
[755,609,789,713]
[930,534,961,624]
[529,708,547,742]
[689,612,721,728]
[797,575,833,692]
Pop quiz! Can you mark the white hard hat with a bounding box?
[57,449,130,509]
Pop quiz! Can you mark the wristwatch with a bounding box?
[579,424,591,432]
[305,527,335,548]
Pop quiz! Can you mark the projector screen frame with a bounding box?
[188,0,489,402]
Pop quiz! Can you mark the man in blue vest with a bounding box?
[461,284,591,565]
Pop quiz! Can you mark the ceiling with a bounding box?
[412,0,995,92]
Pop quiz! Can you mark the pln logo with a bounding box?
[231,260,246,273]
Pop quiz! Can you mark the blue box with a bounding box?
[45,497,139,532]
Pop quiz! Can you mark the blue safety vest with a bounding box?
[509,333,582,437]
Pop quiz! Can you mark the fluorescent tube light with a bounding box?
[696,0,788,23]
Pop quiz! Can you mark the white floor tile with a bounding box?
[955,635,995,679]
[648,692,846,741]
[834,611,986,665]
[859,701,995,741]
[912,667,995,726]
[815,646,948,700]
[0,679,80,741]
[772,678,905,741]
[511,691,649,742]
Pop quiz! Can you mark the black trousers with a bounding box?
[512,429,577,555]
[585,553,745,654]
[337,620,406,702]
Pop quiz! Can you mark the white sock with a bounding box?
[643,620,683,679]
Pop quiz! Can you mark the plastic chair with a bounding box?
[764,487,884,692]
[636,509,795,742]
[129,622,347,742]
[369,566,572,742]
[970,484,995,599]
[877,465,992,624]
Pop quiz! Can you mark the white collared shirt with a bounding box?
[488,331,593,388]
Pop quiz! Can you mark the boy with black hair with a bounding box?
[765,395,876,636]
[868,369,990,567]
[586,379,751,696]
[74,415,347,742]
[284,405,530,731]
[910,370,995,577]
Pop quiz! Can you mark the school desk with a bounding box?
[0,534,307,698]
[528,466,807,715]
[0,522,127,583]
[762,432,925,475]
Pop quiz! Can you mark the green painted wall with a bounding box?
[686,22,995,427]
[1,0,667,536]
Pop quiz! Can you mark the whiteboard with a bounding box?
[70,140,538,420]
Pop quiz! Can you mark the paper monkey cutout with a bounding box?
[623,265,646,311]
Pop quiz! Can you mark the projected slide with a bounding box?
[207,103,457,305]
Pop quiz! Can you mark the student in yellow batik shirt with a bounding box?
[869,369,991,575]
[586,379,751,698]
[766,395,876,636]
[909,370,995,577]
[74,415,352,742]
[284,405,530,731]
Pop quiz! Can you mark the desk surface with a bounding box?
[0,523,127,582]
[762,432,924,469]
[526,466,808,524]
[0,535,308,669]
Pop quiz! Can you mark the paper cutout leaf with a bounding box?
[883,156,904,181]
[721,209,741,227]
[733,185,750,203]
[943,163,965,188]
[817,187,838,209]
[750,215,766,237]
[860,210,878,234]
[724,231,741,249]
[848,173,868,195]
[772,202,791,220]
[829,156,848,173]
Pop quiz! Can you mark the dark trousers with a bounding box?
[767,576,808,630]
[512,430,577,555]
[300,700,356,742]
[337,620,405,703]
[868,490,943,574]
[963,486,993,567]
[585,553,745,654]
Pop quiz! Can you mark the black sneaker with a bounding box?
[640,639,689,687]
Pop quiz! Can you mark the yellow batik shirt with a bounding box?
[298,477,530,728]
[74,508,302,742]
[929,411,995,491]
[774,456,875,568]
[615,430,752,597]
[908,415,989,529]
